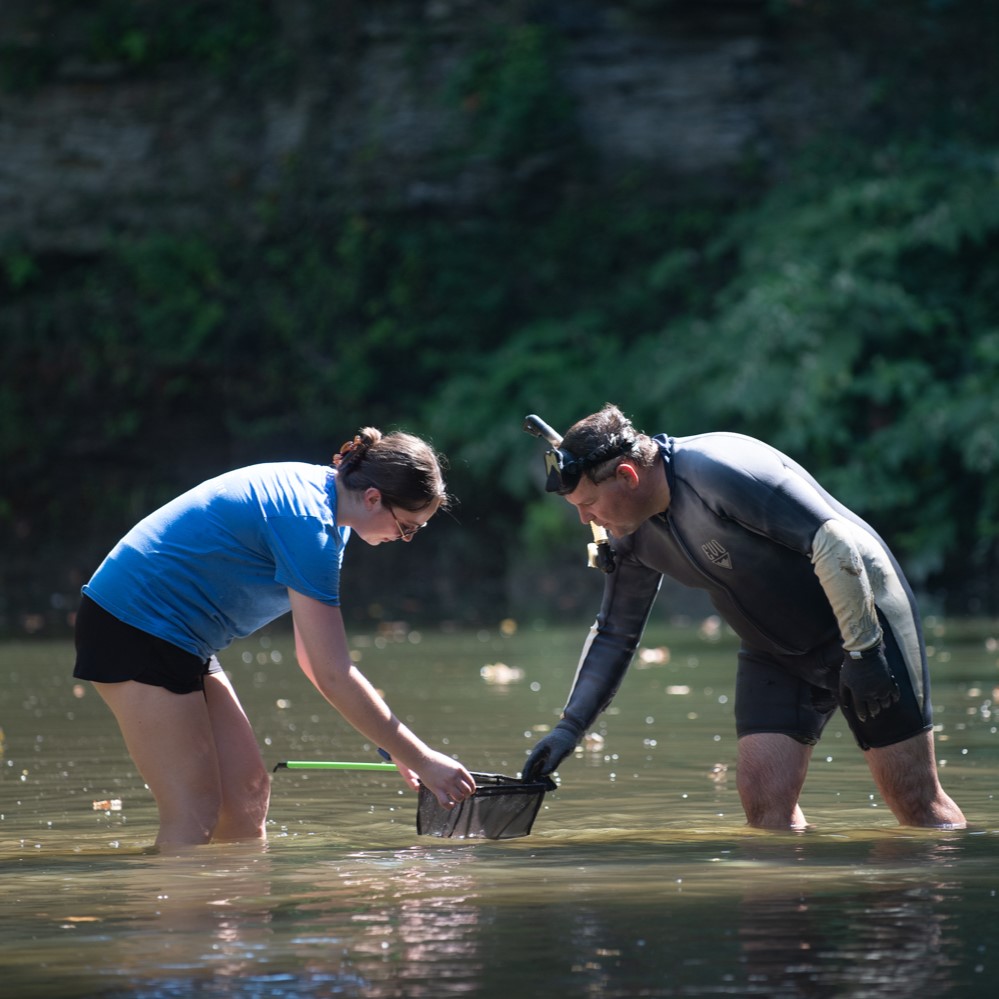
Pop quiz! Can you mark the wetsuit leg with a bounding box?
[734,646,838,746]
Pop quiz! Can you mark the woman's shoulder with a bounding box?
[195,462,333,516]
[208,461,329,491]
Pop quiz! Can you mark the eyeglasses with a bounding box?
[388,505,428,541]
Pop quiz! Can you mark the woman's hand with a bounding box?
[409,750,476,809]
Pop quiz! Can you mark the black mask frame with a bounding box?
[522,414,619,573]
[523,414,634,494]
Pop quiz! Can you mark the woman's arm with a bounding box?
[288,588,475,807]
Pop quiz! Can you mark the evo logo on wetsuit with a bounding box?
[701,540,732,569]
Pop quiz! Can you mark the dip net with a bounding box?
[416,772,557,840]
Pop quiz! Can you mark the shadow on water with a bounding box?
[2,622,998,997]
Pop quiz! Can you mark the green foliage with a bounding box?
[643,142,999,585]
[415,138,999,601]
[3,7,999,625]
[447,21,575,168]
[0,0,281,92]
[0,40,56,94]
[1,244,39,289]
[84,0,278,75]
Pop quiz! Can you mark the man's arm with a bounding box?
[810,519,899,720]
[810,518,882,652]
[523,554,662,779]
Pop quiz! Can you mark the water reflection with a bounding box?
[512,836,973,998]
[733,839,964,998]
[281,849,488,996]
[3,831,995,998]
[2,626,998,997]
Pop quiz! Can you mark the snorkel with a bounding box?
[523,414,617,573]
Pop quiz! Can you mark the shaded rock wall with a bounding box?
[0,1,864,254]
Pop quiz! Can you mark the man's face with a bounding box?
[563,465,646,538]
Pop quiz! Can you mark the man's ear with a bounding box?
[615,462,641,488]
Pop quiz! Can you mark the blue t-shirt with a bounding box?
[83,463,349,659]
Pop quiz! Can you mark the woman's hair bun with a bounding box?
[332,428,382,470]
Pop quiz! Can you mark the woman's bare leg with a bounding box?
[202,670,270,841]
[94,673,270,846]
[93,679,223,847]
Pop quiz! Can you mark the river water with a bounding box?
[2,617,998,997]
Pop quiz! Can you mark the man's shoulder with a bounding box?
[672,432,783,477]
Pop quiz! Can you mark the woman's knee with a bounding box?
[153,784,225,845]
[216,767,271,839]
[241,766,272,823]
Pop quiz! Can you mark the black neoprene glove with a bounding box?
[839,642,900,722]
[522,721,580,781]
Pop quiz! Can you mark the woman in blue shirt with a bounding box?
[74,428,476,848]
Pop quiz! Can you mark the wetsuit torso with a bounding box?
[559,433,930,748]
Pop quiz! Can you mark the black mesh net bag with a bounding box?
[416,772,557,840]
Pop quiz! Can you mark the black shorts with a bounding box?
[734,617,933,751]
[73,595,222,695]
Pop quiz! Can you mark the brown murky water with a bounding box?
[2,618,998,997]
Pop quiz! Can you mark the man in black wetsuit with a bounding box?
[522,404,965,829]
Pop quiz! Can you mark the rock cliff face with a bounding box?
[0,1,865,254]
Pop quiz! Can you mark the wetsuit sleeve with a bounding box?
[560,551,662,735]
[810,518,882,652]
